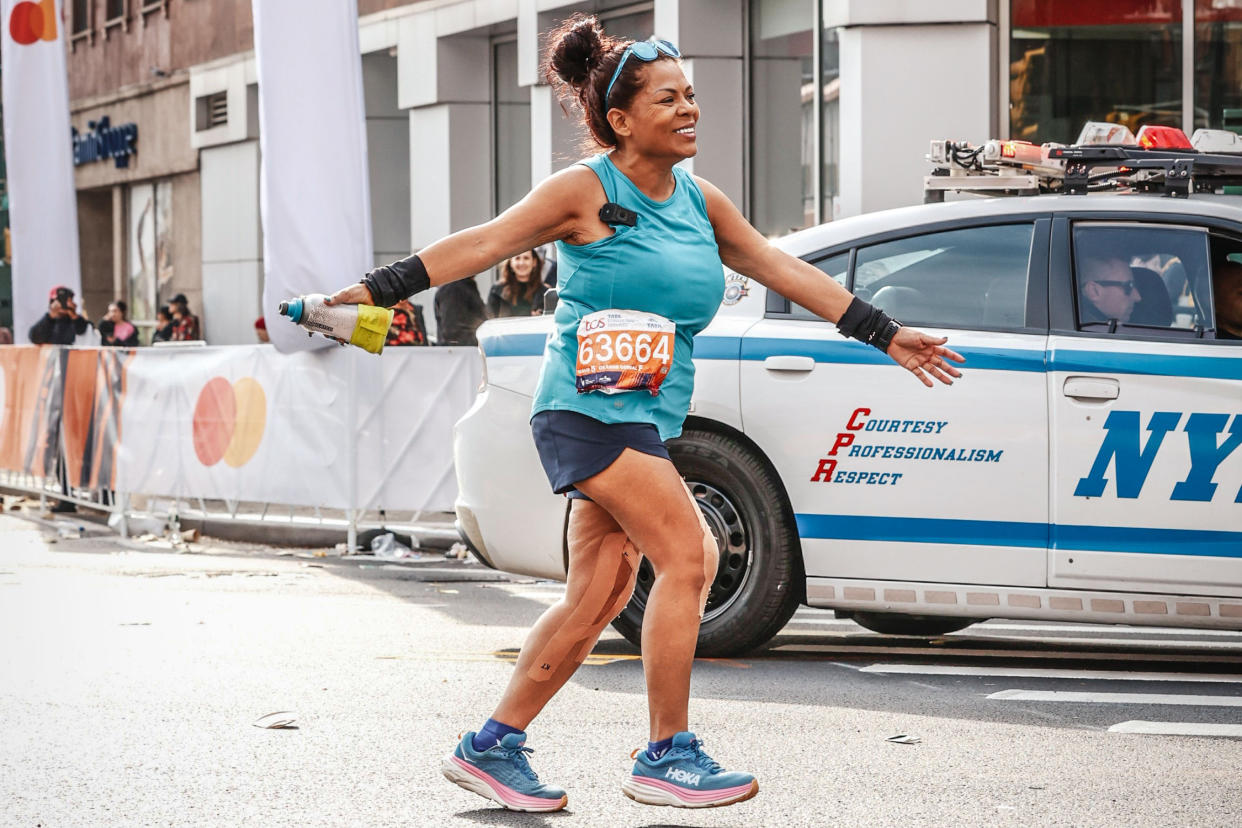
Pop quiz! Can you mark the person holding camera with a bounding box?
[29,286,93,345]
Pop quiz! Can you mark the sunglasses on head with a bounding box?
[1094,279,1138,295]
[605,38,681,110]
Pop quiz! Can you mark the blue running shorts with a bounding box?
[530,410,671,500]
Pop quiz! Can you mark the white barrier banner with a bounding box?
[0,0,82,343]
[253,0,372,354]
[117,346,481,512]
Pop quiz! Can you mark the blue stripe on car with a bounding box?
[795,513,1242,557]
[481,334,1240,380]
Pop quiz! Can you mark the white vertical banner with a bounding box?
[0,0,82,344]
[252,0,373,354]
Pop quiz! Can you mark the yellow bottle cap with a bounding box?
[349,305,396,354]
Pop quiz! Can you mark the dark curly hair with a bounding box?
[542,14,679,149]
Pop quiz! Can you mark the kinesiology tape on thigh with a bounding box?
[682,483,719,617]
[526,532,638,682]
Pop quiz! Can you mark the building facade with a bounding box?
[53,0,1242,342]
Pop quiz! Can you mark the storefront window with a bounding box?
[749,0,839,235]
[1010,1,1183,144]
[492,37,529,216]
[128,180,173,335]
[1195,0,1242,131]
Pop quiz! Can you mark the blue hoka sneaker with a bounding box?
[622,731,758,808]
[441,731,568,812]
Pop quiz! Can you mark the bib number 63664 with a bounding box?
[575,309,676,396]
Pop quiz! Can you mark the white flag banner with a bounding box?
[1,0,82,344]
[253,0,373,353]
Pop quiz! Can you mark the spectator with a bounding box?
[99,301,139,347]
[254,316,271,344]
[385,299,428,346]
[0,327,13,345]
[1079,255,1140,325]
[169,293,201,341]
[152,306,175,343]
[1214,260,1242,340]
[434,276,488,346]
[29,286,92,345]
[488,249,547,318]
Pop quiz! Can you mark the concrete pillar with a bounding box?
[828,0,998,216]
[200,141,263,345]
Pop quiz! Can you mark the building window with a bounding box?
[1195,0,1242,131]
[748,0,839,236]
[195,92,228,132]
[491,37,529,217]
[128,180,173,335]
[1010,0,1184,144]
[72,0,90,35]
[106,0,125,22]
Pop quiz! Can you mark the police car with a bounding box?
[453,123,1242,657]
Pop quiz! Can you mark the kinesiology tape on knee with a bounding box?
[526,532,638,682]
[360,254,431,307]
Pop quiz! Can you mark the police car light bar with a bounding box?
[1191,128,1242,154]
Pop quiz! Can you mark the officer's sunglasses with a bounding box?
[1094,280,1138,295]
[605,38,681,109]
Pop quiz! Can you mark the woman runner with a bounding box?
[328,14,964,812]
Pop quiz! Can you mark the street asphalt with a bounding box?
[1,512,1239,827]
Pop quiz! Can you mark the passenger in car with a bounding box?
[1213,259,1242,340]
[1078,254,1140,326]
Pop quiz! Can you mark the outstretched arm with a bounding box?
[328,166,594,306]
[696,176,964,387]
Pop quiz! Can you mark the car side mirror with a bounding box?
[543,288,558,314]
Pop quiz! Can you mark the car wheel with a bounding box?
[849,612,978,636]
[610,428,802,658]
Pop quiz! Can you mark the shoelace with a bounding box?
[494,743,539,782]
[668,739,723,774]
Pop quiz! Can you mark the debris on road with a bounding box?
[885,734,921,745]
[252,711,297,730]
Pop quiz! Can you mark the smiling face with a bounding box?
[608,59,698,162]
[509,251,536,282]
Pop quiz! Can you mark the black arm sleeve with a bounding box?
[836,296,901,353]
[361,254,431,307]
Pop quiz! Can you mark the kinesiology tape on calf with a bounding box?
[526,532,638,683]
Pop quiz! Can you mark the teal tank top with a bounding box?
[531,153,724,440]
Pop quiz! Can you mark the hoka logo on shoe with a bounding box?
[664,768,701,786]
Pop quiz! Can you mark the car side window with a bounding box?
[851,224,1034,330]
[1072,224,1213,335]
[789,252,849,320]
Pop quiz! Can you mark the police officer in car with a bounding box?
[1079,255,1140,326]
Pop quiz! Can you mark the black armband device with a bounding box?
[360,254,431,307]
[836,296,901,353]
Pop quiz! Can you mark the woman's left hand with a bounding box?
[886,327,965,387]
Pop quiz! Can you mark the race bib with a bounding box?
[575,309,675,396]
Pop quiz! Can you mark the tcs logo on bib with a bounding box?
[192,377,267,468]
[9,0,58,45]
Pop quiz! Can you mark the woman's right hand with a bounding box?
[324,283,376,306]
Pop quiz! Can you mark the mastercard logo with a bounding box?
[8,0,58,45]
[192,376,267,468]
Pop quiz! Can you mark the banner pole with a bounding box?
[346,351,358,553]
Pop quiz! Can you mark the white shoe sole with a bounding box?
[621,775,759,808]
[440,755,568,813]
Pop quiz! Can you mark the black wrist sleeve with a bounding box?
[361,254,431,307]
[836,296,901,353]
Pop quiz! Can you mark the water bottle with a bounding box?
[277,294,394,355]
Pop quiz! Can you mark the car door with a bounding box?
[741,217,1051,588]
[1048,215,1242,599]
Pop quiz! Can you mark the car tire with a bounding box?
[610,428,802,658]
[849,612,978,636]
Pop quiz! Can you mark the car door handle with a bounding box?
[763,356,816,373]
[1063,376,1119,401]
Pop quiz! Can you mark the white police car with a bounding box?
[454,125,1242,657]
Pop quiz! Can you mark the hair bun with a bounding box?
[547,14,605,87]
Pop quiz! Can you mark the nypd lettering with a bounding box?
[811,406,1005,486]
[1075,410,1242,503]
